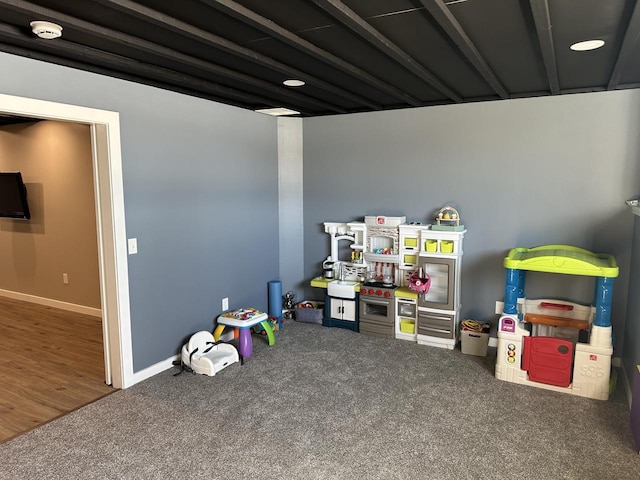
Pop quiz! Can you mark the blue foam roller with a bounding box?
[268,280,282,329]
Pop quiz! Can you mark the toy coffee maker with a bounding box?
[323,261,335,279]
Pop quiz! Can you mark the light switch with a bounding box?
[128,238,138,255]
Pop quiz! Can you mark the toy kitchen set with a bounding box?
[310,206,466,350]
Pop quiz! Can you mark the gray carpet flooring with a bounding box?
[1,320,640,479]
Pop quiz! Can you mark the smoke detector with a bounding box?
[30,21,63,40]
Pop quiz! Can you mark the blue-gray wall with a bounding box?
[0,52,279,371]
[3,50,640,392]
[303,91,640,376]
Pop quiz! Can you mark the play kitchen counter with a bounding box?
[325,294,359,332]
[311,277,360,332]
[310,276,333,289]
[312,211,466,349]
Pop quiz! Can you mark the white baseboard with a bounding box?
[0,288,102,317]
[129,354,180,387]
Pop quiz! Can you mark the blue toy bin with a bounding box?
[294,301,324,324]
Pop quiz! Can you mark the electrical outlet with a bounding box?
[62,273,69,284]
[222,297,229,311]
[495,301,504,314]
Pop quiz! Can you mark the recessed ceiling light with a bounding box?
[570,39,605,51]
[255,107,300,116]
[283,79,305,87]
[30,21,63,39]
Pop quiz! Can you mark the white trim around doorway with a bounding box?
[0,93,133,389]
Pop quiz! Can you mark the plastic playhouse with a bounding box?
[495,245,618,400]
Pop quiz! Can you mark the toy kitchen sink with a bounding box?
[327,280,359,299]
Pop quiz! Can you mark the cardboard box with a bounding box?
[461,330,489,356]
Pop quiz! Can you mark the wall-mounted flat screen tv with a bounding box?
[0,172,31,219]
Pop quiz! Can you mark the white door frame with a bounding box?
[0,93,133,389]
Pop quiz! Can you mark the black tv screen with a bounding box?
[0,172,31,219]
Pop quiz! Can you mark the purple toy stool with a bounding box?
[213,308,275,358]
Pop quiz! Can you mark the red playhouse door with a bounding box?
[522,337,573,387]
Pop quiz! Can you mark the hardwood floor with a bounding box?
[0,296,115,443]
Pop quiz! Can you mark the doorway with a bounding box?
[0,93,133,389]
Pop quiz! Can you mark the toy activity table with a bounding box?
[214,308,275,358]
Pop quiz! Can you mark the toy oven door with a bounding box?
[360,296,393,324]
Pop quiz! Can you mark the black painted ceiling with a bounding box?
[0,0,639,117]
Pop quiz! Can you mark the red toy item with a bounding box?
[522,336,573,387]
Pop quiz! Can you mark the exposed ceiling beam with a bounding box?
[560,86,607,95]
[0,41,271,112]
[418,0,508,99]
[0,0,347,114]
[200,0,422,107]
[0,22,310,112]
[310,0,462,103]
[92,0,363,111]
[608,0,640,90]
[529,0,560,95]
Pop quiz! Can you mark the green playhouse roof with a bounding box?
[503,245,619,278]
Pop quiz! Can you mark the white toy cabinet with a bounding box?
[398,224,423,287]
[416,228,465,350]
[328,297,357,322]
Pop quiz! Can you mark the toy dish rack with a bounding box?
[341,263,367,281]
